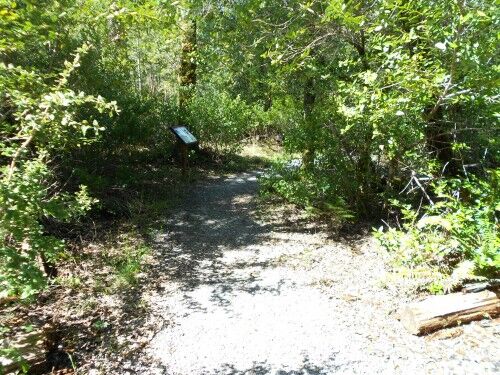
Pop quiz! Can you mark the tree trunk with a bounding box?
[40,252,57,278]
[352,30,369,71]
[424,105,458,176]
[178,14,197,124]
[302,76,316,168]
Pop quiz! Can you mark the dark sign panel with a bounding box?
[170,126,197,145]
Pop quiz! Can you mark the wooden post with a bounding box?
[180,142,188,176]
[170,126,197,177]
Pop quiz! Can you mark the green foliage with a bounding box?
[0,347,29,374]
[1,43,116,298]
[1,0,498,298]
[261,160,354,221]
[252,0,498,207]
[111,242,150,288]
[246,0,499,286]
[186,87,260,153]
[375,170,499,293]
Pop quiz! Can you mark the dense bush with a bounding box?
[186,87,267,153]
[375,171,499,293]
[0,47,116,298]
[0,0,173,298]
[261,159,355,221]
[249,0,499,286]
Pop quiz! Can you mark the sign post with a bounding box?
[170,126,198,176]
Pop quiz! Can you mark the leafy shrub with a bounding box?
[0,47,116,299]
[375,170,499,293]
[186,87,258,153]
[251,97,302,137]
[261,160,354,222]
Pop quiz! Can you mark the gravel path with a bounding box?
[142,171,499,375]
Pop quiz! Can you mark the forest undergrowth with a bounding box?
[0,0,498,373]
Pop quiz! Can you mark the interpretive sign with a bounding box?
[170,126,197,145]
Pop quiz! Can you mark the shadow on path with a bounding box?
[153,172,279,292]
[147,171,342,374]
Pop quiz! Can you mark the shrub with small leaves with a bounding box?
[0,46,117,299]
[375,170,499,293]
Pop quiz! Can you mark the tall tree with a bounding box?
[178,1,197,124]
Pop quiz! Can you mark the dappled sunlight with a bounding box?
[2,0,496,372]
[141,171,499,375]
[150,287,347,374]
[145,171,359,373]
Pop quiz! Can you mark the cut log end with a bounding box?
[398,290,500,335]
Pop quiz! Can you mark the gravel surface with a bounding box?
[139,171,499,375]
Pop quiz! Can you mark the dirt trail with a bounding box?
[139,171,498,375]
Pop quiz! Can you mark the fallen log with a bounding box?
[398,290,500,335]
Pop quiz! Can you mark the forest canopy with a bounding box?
[1,0,498,298]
